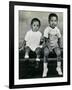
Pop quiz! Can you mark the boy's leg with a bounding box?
[35,47,41,61]
[24,46,31,59]
[42,47,49,77]
[35,47,41,68]
[54,47,62,75]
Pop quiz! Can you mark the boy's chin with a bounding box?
[32,30,38,32]
[51,26,55,29]
[50,25,55,29]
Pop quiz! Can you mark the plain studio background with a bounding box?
[0,0,72,90]
[19,11,63,48]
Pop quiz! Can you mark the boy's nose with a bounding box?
[52,23,55,25]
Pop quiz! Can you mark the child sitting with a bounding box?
[42,13,63,77]
[24,18,43,67]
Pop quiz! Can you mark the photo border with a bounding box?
[9,1,70,89]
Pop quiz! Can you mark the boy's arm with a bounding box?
[19,40,26,51]
[58,38,61,48]
[40,36,48,47]
[40,27,49,47]
[57,28,62,48]
[44,37,48,43]
[23,40,26,47]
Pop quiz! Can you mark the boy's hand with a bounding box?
[40,36,45,45]
[19,40,26,51]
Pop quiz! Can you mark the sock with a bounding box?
[42,62,48,77]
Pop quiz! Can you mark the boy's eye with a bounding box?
[33,24,39,27]
[34,24,35,26]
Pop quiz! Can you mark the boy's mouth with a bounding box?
[50,25,55,29]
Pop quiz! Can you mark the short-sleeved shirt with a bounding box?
[44,26,61,49]
[25,30,42,51]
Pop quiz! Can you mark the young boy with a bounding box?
[24,18,42,64]
[42,13,63,77]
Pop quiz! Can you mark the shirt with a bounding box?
[44,26,61,49]
[25,30,42,51]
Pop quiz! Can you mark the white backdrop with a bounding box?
[0,0,71,90]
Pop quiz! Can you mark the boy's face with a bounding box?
[49,16,58,29]
[31,21,40,32]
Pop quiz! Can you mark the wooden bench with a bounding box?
[19,48,63,61]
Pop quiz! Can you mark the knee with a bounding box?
[44,47,49,56]
[25,46,30,52]
[35,48,41,55]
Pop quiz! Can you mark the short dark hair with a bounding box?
[48,13,58,22]
[31,18,41,27]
